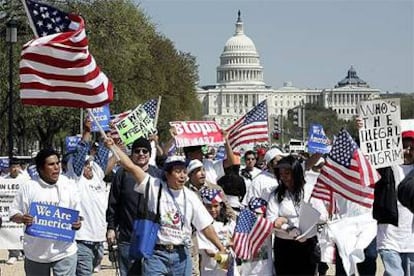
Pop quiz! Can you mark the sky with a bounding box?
[137,0,414,93]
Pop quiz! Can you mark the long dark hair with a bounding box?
[274,155,305,204]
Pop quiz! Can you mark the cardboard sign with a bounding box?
[26,203,79,242]
[90,104,111,132]
[358,98,403,169]
[0,179,24,249]
[65,136,81,153]
[115,105,156,148]
[169,121,224,147]
[307,123,331,154]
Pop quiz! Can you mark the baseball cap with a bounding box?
[187,159,203,175]
[264,148,288,163]
[163,155,186,170]
[402,130,414,140]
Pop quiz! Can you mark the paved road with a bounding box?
[0,249,384,275]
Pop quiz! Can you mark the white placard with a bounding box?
[358,98,403,169]
[0,179,24,249]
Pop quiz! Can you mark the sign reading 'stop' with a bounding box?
[170,121,224,147]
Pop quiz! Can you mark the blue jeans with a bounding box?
[118,241,134,276]
[143,247,191,275]
[76,241,103,276]
[379,249,414,276]
[24,253,77,276]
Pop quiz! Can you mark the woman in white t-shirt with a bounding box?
[197,188,236,276]
[267,155,324,275]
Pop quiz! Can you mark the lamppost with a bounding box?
[6,19,17,161]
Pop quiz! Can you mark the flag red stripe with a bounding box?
[20,66,101,83]
[21,81,107,95]
[319,163,375,198]
[21,51,92,68]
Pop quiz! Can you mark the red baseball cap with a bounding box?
[402,130,414,140]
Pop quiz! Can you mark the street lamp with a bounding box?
[6,19,17,161]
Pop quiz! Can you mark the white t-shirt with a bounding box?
[135,175,214,245]
[240,236,273,276]
[377,164,414,252]
[240,167,262,193]
[197,220,235,276]
[203,159,225,184]
[74,162,108,242]
[242,171,278,206]
[9,175,80,263]
[267,191,326,240]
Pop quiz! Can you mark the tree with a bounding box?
[0,0,201,153]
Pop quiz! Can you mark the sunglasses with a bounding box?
[133,148,149,154]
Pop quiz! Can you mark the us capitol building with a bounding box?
[197,12,381,129]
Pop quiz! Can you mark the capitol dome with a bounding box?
[217,11,265,86]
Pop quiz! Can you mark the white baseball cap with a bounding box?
[264,148,289,163]
[187,159,204,175]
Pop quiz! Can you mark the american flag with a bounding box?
[226,100,268,149]
[19,0,113,108]
[199,188,223,204]
[109,98,159,139]
[311,129,380,208]
[232,208,273,260]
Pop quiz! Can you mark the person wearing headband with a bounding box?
[197,188,236,276]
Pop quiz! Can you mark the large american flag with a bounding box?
[19,0,113,108]
[226,100,268,149]
[311,129,380,208]
[232,208,273,260]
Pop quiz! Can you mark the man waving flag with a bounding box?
[20,0,113,108]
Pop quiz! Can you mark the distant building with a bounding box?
[197,11,381,128]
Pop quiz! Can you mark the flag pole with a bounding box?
[265,98,271,146]
[86,108,120,161]
[154,96,162,128]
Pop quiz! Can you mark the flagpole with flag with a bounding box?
[19,0,113,108]
[226,100,269,151]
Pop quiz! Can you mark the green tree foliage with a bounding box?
[0,0,201,154]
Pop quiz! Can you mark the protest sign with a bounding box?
[0,157,9,169]
[26,203,79,242]
[115,105,156,148]
[307,123,331,154]
[0,179,24,249]
[90,104,111,132]
[358,98,403,169]
[169,121,224,147]
[65,136,81,153]
[27,164,39,180]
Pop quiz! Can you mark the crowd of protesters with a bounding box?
[0,117,413,276]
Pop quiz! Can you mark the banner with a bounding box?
[169,121,224,147]
[307,123,331,154]
[115,105,156,148]
[90,104,111,132]
[26,203,79,242]
[65,136,81,153]
[358,98,403,169]
[0,179,24,249]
